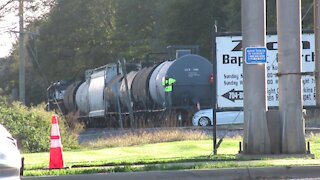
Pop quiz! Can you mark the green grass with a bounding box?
[22,137,257,176]
[24,139,235,169]
[22,130,320,176]
[24,162,274,176]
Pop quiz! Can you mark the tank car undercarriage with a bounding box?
[79,108,195,128]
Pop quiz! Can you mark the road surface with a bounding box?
[22,166,320,180]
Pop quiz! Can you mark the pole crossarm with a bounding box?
[276,72,314,76]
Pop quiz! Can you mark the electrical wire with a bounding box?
[302,1,314,22]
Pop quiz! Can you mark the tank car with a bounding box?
[147,53,212,108]
[75,64,120,118]
[48,49,213,128]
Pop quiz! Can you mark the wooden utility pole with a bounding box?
[19,0,25,104]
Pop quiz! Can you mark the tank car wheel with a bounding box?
[198,117,210,126]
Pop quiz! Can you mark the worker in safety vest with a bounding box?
[162,77,176,92]
[162,76,176,107]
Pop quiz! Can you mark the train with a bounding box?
[47,48,213,128]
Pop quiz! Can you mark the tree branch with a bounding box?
[0,0,16,18]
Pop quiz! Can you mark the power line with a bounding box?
[302,1,314,22]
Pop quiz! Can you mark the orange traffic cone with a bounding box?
[49,115,64,169]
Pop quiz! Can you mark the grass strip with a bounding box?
[24,160,318,177]
[22,132,320,176]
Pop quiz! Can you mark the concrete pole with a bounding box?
[277,0,306,154]
[19,0,25,104]
[241,0,270,154]
[315,0,320,108]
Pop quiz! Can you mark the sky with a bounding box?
[0,12,18,58]
[0,0,52,58]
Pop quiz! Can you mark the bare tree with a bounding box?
[0,0,15,19]
[0,0,56,21]
[0,0,56,55]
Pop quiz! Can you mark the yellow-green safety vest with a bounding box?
[162,77,176,92]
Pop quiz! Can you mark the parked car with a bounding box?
[192,109,244,126]
[0,124,22,180]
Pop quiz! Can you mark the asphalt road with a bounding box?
[21,166,320,180]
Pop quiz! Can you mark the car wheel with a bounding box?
[198,117,210,126]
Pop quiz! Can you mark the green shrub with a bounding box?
[0,96,79,153]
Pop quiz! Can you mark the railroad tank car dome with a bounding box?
[176,49,191,58]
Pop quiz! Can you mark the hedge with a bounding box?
[0,96,79,153]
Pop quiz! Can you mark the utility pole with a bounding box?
[277,0,306,154]
[19,0,25,104]
[241,0,270,154]
[212,21,218,155]
[315,0,320,114]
